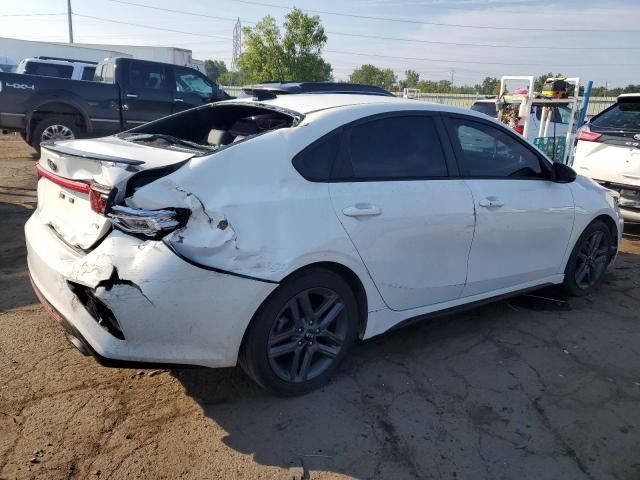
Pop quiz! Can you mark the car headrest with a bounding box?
[207,129,234,146]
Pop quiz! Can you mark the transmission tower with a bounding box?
[231,17,242,72]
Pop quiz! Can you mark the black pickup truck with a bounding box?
[0,57,229,151]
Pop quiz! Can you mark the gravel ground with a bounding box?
[1,133,639,480]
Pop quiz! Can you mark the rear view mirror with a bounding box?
[550,162,577,183]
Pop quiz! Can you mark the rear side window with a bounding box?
[24,62,73,78]
[81,67,96,81]
[341,116,448,180]
[293,130,342,181]
[129,63,168,91]
[450,118,544,178]
[591,102,640,130]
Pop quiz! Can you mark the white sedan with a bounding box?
[26,93,623,395]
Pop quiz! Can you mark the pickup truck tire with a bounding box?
[31,116,80,153]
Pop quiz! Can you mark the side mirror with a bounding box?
[550,161,577,183]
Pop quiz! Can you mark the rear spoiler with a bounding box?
[42,143,146,166]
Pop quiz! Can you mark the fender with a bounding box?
[25,91,93,141]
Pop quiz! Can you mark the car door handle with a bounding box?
[173,98,184,102]
[478,197,504,208]
[342,204,381,217]
[125,93,137,98]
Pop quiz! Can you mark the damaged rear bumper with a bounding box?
[25,210,278,368]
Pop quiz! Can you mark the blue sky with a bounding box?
[1,0,639,86]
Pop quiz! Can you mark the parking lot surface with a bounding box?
[1,134,639,480]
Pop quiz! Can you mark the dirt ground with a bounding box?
[0,133,639,480]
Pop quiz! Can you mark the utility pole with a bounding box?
[450,69,454,92]
[67,0,74,43]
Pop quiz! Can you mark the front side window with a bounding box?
[129,63,167,91]
[342,115,448,180]
[450,118,544,178]
[174,68,214,98]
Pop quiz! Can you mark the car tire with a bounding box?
[563,220,613,297]
[31,116,80,154]
[239,267,359,396]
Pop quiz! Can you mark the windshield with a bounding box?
[591,102,640,131]
[471,102,497,118]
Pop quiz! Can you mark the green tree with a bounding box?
[404,69,419,88]
[239,8,332,83]
[218,70,249,86]
[476,76,500,95]
[203,59,228,82]
[349,64,397,91]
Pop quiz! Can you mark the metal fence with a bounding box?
[221,86,616,118]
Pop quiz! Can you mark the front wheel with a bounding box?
[239,267,359,396]
[563,221,613,296]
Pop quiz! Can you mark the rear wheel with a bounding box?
[239,267,359,396]
[563,221,613,296]
[31,116,80,154]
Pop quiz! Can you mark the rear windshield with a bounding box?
[591,102,640,131]
[120,103,299,154]
[24,62,73,78]
[471,102,497,118]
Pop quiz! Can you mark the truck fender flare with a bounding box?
[26,98,93,141]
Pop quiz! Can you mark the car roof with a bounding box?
[247,82,393,97]
[223,93,476,117]
[618,93,640,100]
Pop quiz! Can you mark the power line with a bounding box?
[0,13,65,17]
[324,49,640,67]
[327,30,640,51]
[104,0,239,23]
[227,0,640,33]
[96,0,640,51]
[73,13,232,40]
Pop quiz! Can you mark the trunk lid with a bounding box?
[37,137,194,250]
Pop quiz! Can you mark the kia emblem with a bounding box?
[47,159,58,172]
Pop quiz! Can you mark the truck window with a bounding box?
[81,67,96,81]
[173,67,214,98]
[24,61,74,79]
[129,63,168,91]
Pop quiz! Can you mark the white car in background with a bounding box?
[573,94,640,222]
[17,57,97,81]
[26,92,622,395]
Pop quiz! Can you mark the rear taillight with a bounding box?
[577,127,602,142]
[36,164,113,215]
[108,205,190,238]
[89,184,112,215]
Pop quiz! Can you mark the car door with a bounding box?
[443,114,575,297]
[328,112,476,311]
[172,66,220,113]
[121,61,173,127]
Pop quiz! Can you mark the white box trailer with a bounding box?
[71,43,205,72]
[0,37,204,73]
[0,37,132,71]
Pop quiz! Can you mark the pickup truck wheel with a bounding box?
[31,117,80,153]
